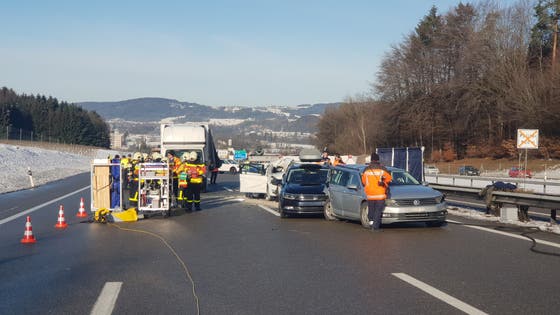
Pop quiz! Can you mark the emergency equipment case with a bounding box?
[137,162,170,216]
[91,159,123,212]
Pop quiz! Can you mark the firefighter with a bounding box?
[184,151,206,211]
[166,150,181,207]
[176,152,191,209]
[128,152,143,207]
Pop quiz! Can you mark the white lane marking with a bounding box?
[392,273,488,315]
[258,205,280,217]
[0,186,90,225]
[223,186,233,192]
[446,219,560,249]
[90,282,122,315]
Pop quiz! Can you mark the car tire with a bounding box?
[360,202,370,228]
[229,167,237,175]
[324,199,338,221]
[278,201,287,218]
[265,185,274,201]
[426,221,444,227]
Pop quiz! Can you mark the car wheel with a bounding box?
[360,202,370,228]
[324,199,338,221]
[229,167,237,175]
[426,221,444,227]
[265,185,274,201]
[278,202,288,218]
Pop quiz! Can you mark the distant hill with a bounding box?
[78,98,340,134]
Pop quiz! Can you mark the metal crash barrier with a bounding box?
[430,184,559,223]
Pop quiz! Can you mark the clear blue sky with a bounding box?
[0,0,519,107]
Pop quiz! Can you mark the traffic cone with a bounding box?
[21,216,36,244]
[76,197,87,218]
[55,205,68,229]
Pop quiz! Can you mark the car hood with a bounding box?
[388,185,442,199]
[283,183,326,194]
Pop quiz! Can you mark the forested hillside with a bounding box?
[0,87,110,147]
[316,1,560,161]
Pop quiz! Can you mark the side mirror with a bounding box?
[347,184,358,190]
[271,178,281,186]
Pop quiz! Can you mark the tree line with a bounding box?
[315,0,560,161]
[0,87,110,147]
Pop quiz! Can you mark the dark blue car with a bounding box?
[277,163,330,218]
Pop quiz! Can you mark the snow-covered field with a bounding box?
[0,143,118,194]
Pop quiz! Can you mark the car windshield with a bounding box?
[287,167,329,185]
[389,170,420,186]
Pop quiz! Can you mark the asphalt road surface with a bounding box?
[1,173,560,314]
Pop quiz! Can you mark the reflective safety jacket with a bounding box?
[169,157,181,178]
[183,163,206,184]
[361,163,392,200]
[178,171,189,188]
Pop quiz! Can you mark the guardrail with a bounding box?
[429,183,559,223]
[426,174,560,195]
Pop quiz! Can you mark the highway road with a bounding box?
[2,173,560,314]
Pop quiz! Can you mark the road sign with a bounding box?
[234,150,247,160]
[517,129,539,149]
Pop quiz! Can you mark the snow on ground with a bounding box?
[447,206,560,235]
[0,143,119,194]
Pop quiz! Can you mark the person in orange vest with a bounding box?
[361,152,392,231]
[184,151,206,211]
[333,154,345,166]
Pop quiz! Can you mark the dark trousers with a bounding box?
[210,171,218,184]
[367,200,385,229]
[186,183,202,210]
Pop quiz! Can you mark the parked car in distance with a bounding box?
[276,162,330,218]
[458,165,480,176]
[424,165,440,175]
[325,165,447,227]
[509,167,532,178]
[219,159,240,174]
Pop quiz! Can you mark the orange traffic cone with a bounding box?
[21,216,36,244]
[76,198,87,218]
[55,205,68,229]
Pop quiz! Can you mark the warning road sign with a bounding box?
[517,129,539,149]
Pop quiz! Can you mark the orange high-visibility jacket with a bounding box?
[361,164,392,200]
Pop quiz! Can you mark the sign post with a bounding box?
[516,129,539,189]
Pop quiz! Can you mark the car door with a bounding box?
[340,170,363,220]
[328,169,347,216]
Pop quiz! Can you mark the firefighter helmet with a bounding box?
[181,152,190,161]
[133,152,142,160]
[189,151,198,161]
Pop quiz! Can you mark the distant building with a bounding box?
[110,129,124,149]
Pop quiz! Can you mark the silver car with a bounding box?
[325,165,447,227]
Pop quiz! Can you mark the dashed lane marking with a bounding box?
[90,282,122,315]
[223,186,233,192]
[258,205,280,217]
[0,186,90,225]
[446,219,560,249]
[392,273,488,315]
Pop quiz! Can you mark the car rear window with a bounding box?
[287,167,329,185]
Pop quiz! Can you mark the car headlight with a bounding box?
[385,199,398,206]
[283,193,298,200]
[435,195,445,204]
